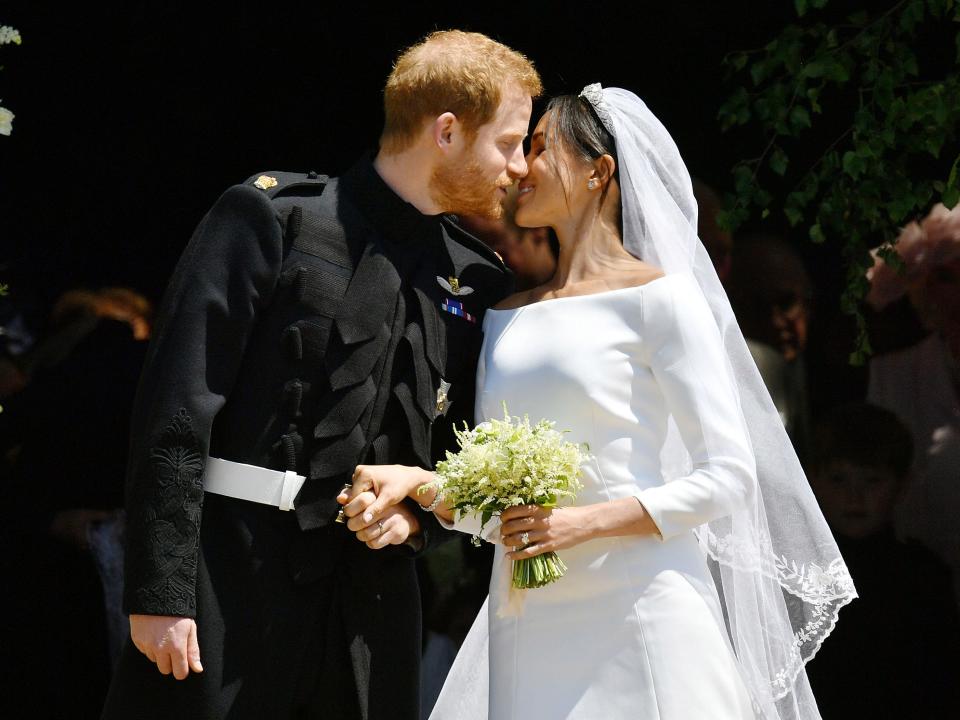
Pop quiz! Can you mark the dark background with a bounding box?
[0,1,802,318]
[6,7,960,719]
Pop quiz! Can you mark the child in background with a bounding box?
[806,402,960,719]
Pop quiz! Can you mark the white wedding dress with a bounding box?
[430,274,760,720]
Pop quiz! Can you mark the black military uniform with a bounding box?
[101,156,512,719]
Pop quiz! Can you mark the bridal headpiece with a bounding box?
[578,82,615,134]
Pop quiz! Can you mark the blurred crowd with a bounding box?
[0,287,153,718]
[2,185,958,718]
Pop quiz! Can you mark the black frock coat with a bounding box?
[101,157,512,719]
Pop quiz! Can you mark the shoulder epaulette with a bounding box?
[244,170,329,199]
[440,213,507,269]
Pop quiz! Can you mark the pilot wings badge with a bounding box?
[437,276,474,296]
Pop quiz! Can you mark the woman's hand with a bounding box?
[337,464,431,523]
[341,490,422,549]
[500,505,594,560]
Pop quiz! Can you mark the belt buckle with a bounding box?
[279,470,301,511]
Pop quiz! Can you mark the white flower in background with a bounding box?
[0,26,21,45]
[0,25,20,136]
[0,105,12,136]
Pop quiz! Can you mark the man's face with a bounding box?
[495,226,556,290]
[768,285,809,362]
[458,190,557,291]
[738,276,809,362]
[430,83,532,218]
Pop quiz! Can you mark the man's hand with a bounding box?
[342,490,422,550]
[337,464,432,523]
[129,614,203,680]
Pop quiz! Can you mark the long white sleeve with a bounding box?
[437,511,502,543]
[635,277,756,540]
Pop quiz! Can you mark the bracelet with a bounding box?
[418,485,445,513]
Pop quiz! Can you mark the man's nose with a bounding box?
[507,146,528,179]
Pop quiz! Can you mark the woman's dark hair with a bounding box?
[542,94,621,226]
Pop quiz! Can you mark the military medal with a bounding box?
[435,380,452,416]
[440,298,476,323]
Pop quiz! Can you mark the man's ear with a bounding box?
[432,112,458,150]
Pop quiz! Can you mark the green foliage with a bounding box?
[719,0,960,363]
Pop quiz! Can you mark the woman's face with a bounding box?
[514,113,591,229]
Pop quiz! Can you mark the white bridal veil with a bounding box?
[431,84,856,720]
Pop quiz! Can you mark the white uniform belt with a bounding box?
[203,457,305,512]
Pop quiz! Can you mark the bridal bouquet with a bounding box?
[425,406,589,589]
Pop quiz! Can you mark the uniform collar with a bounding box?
[340,152,442,248]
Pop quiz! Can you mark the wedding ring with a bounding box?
[520,531,530,546]
[377,520,385,536]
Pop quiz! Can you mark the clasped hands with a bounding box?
[336,464,430,549]
[337,463,595,559]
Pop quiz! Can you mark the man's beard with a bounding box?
[430,153,508,219]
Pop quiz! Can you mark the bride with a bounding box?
[340,84,856,719]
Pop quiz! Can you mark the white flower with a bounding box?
[0,106,13,136]
[0,26,21,45]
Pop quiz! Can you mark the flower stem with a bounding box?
[512,552,568,589]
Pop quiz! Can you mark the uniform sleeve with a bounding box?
[123,184,284,617]
[635,279,756,541]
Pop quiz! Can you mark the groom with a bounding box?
[101,30,540,720]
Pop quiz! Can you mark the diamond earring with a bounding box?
[588,179,598,190]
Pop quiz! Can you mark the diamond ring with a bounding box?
[520,531,530,546]
[377,520,385,536]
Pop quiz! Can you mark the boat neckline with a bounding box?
[486,273,677,314]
